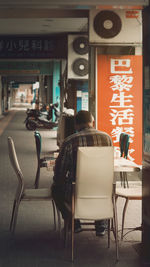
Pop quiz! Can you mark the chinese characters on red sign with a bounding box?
[97,55,142,164]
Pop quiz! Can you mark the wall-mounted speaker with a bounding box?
[89,9,142,45]
[68,35,89,79]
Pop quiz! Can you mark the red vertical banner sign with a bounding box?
[97,55,142,164]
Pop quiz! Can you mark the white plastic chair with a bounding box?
[115,186,142,240]
[7,136,60,234]
[64,146,119,262]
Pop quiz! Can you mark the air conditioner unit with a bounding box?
[89,9,142,45]
[67,35,89,79]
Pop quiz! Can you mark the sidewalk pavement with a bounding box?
[0,110,9,120]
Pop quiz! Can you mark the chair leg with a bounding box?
[123,172,126,188]
[71,184,75,262]
[51,200,62,234]
[120,172,123,187]
[114,217,119,261]
[11,201,20,234]
[108,219,110,248]
[121,197,129,240]
[124,172,129,188]
[71,215,74,262]
[113,196,119,261]
[64,219,69,248]
[34,166,40,188]
[112,195,119,238]
[52,200,57,231]
[120,172,129,188]
[10,200,16,231]
[57,209,62,236]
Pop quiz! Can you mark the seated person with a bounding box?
[52,110,112,236]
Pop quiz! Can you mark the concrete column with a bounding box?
[52,61,60,104]
[0,76,2,115]
[52,61,60,121]
[39,75,46,104]
[60,60,67,113]
[9,86,14,109]
[39,75,42,103]
[89,46,96,118]
[3,80,8,112]
[46,75,52,104]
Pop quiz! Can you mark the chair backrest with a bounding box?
[75,146,114,220]
[7,136,24,200]
[57,114,75,147]
[34,131,41,159]
[119,133,130,158]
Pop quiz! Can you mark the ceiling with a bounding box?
[0,0,148,84]
[0,0,148,35]
[0,0,148,9]
[0,17,88,35]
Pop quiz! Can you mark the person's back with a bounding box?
[52,110,112,235]
[53,127,112,188]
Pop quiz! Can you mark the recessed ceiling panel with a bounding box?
[0,18,88,35]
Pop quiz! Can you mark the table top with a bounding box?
[114,157,141,172]
[46,154,141,173]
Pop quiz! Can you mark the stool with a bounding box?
[115,187,142,240]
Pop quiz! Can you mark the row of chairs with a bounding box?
[8,137,118,261]
[7,132,141,262]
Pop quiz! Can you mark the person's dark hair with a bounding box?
[75,110,93,125]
